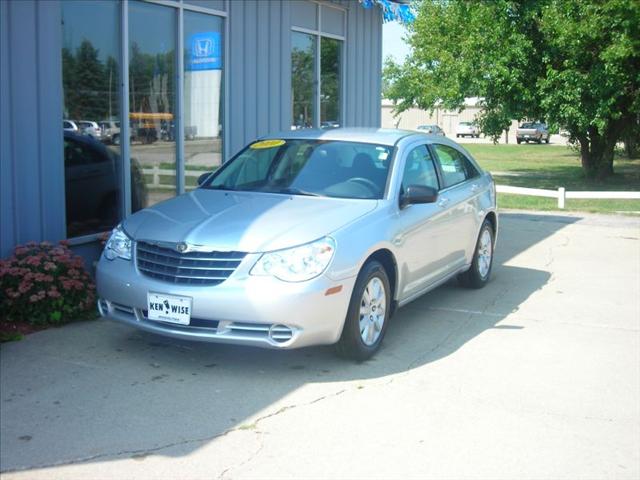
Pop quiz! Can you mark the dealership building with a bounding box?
[1,0,410,261]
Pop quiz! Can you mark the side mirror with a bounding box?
[400,185,438,208]
[197,172,213,186]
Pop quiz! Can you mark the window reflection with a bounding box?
[61,0,122,237]
[320,38,341,129]
[184,11,224,191]
[291,32,316,130]
[129,1,176,210]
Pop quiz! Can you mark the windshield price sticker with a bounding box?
[250,139,286,150]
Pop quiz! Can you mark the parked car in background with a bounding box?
[321,121,340,129]
[63,119,79,133]
[516,122,550,144]
[64,131,147,237]
[99,120,121,145]
[456,122,480,138]
[97,128,497,360]
[77,121,102,140]
[416,124,445,136]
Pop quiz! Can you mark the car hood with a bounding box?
[123,189,377,253]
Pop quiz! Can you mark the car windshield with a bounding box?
[203,139,394,200]
[521,122,535,128]
[460,122,471,126]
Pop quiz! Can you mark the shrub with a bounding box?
[0,241,96,325]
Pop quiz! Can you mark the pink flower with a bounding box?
[44,262,56,271]
[18,281,33,294]
[29,294,40,303]
[47,288,61,299]
[25,256,41,266]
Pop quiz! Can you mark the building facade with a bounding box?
[0,0,383,260]
[381,98,521,142]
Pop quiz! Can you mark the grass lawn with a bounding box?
[464,144,640,214]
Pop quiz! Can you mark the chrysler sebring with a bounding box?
[97,129,497,360]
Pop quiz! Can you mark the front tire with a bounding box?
[335,260,391,361]
[458,219,494,289]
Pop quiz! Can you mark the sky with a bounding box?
[382,21,411,63]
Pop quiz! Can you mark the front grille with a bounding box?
[136,241,246,286]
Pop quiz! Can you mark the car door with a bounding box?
[392,144,451,300]
[431,143,481,270]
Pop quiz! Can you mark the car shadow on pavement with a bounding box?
[0,212,577,473]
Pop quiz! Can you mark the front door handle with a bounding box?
[471,183,479,193]
[437,197,449,208]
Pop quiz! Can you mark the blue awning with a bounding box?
[359,0,415,24]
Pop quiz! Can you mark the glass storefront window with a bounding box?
[291,30,342,130]
[183,11,224,191]
[61,0,121,238]
[291,32,316,130]
[320,38,342,129]
[128,1,176,211]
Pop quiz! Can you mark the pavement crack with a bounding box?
[2,388,348,475]
[216,389,346,479]
[0,428,237,474]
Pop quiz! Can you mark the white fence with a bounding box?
[141,168,640,209]
[143,167,205,189]
[496,185,640,208]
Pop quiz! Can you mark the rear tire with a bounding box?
[458,219,494,289]
[517,139,521,144]
[335,260,391,361]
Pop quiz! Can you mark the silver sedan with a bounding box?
[97,128,497,360]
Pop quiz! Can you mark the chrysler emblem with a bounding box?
[176,242,188,253]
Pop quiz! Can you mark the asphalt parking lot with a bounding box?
[1,211,639,479]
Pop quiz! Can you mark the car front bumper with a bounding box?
[96,253,356,349]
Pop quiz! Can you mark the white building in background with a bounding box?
[381,97,520,143]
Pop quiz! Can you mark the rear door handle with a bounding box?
[437,197,449,208]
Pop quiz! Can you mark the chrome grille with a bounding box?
[136,241,246,286]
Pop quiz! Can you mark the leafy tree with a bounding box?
[61,47,77,118]
[384,0,640,178]
[321,38,341,123]
[291,44,314,128]
[71,40,107,120]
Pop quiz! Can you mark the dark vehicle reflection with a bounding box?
[64,132,147,237]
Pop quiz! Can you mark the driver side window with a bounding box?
[401,145,439,193]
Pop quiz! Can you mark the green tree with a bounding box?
[384,0,640,179]
[61,47,77,118]
[72,40,107,120]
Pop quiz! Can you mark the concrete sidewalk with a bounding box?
[1,211,639,479]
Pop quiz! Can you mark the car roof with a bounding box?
[260,128,419,147]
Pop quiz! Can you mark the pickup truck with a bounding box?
[516,122,550,144]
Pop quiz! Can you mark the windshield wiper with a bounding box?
[278,187,321,197]
[205,184,236,191]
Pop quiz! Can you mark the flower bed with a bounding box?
[0,241,96,341]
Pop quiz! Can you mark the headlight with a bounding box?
[104,224,132,261]
[250,237,335,282]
